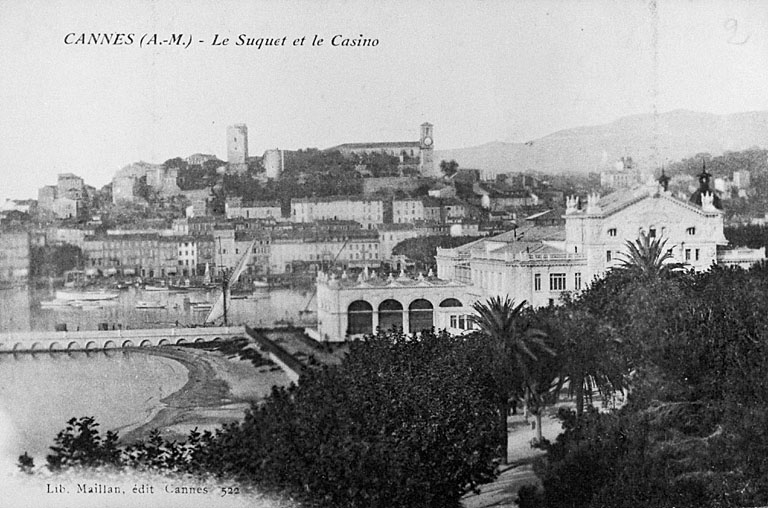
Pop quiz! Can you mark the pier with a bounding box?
[0,326,246,352]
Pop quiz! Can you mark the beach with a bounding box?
[120,345,293,444]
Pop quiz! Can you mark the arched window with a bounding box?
[408,299,434,333]
[348,300,373,335]
[378,299,403,331]
[439,298,463,308]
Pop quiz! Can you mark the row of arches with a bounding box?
[3,337,222,352]
[348,298,463,335]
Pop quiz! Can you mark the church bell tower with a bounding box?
[419,122,435,176]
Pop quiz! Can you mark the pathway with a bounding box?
[462,413,562,508]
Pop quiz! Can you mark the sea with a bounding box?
[0,285,316,468]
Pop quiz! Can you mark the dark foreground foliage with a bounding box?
[519,264,768,508]
[28,330,502,508]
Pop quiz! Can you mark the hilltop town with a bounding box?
[1,122,768,332]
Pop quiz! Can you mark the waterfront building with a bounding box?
[291,197,384,229]
[44,226,94,248]
[83,233,202,278]
[268,227,380,274]
[314,269,473,342]
[314,173,765,341]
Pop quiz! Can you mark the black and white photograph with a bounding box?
[2,1,768,507]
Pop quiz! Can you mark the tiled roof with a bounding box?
[326,141,421,151]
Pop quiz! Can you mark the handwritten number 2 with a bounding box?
[724,18,750,45]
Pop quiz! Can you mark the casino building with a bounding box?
[312,168,765,342]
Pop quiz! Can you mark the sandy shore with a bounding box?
[120,346,291,444]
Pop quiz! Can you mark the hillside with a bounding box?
[436,110,768,176]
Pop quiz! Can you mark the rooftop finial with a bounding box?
[658,167,670,192]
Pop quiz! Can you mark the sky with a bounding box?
[0,0,767,201]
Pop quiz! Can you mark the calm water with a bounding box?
[0,350,187,466]
[0,286,317,332]
[0,285,317,470]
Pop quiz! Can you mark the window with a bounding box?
[685,249,691,261]
[686,227,696,235]
[575,272,582,290]
[450,315,458,328]
[606,251,612,262]
[607,228,617,237]
[550,273,566,291]
[695,249,700,261]
[534,273,541,291]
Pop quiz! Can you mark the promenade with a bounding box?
[462,413,562,508]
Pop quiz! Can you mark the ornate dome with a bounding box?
[689,163,722,210]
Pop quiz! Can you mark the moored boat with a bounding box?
[144,285,169,292]
[40,299,71,308]
[55,290,119,301]
[136,301,166,309]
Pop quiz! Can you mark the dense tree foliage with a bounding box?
[30,231,768,507]
[520,263,768,508]
[470,297,553,455]
[440,160,459,177]
[725,224,768,250]
[31,330,503,508]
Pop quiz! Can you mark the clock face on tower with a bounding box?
[422,136,433,147]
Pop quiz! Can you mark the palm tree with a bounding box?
[614,231,686,280]
[549,307,628,418]
[470,296,553,461]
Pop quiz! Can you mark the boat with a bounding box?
[56,290,119,301]
[40,299,71,308]
[144,285,169,292]
[136,301,166,309]
[73,301,105,310]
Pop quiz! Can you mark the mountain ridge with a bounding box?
[436,110,768,176]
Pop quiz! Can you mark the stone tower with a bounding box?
[263,148,283,179]
[227,124,249,165]
[419,122,435,177]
